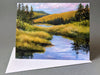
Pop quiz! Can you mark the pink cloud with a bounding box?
[33,3,89,9]
[18,3,90,14]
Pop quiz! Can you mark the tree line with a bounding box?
[17,3,34,24]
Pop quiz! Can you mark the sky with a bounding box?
[17,3,90,14]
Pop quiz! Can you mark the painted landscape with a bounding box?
[16,3,90,60]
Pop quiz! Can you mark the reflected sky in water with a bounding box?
[36,25,52,27]
[33,35,89,60]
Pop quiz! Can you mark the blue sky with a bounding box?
[17,3,90,14]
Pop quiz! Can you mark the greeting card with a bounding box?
[6,3,91,73]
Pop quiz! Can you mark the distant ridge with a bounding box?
[34,11,49,15]
[33,11,49,19]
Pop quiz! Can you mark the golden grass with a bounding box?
[16,29,52,51]
[16,19,89,52]
[34,11,76,23]
[47,22,89,37]
[16,41,45,51]
[16,29,52,40]
[17,19,89,38]
[16,29,52,45]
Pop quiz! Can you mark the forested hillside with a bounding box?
[34,11,76,24]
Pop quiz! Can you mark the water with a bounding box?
[36,24,52,27]
[33,35,89,60]
[16,24,89,60]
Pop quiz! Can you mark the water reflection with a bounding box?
[36,25,52,27]
[16,50,44,59]
[16,51,34,59]
[16,35,89,60]
[72,33,89,55]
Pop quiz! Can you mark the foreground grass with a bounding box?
[16,29,52,52]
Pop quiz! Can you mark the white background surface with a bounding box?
[6,47,91,73]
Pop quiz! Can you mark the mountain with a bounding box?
[33,11,49,19]
[34,11,76,23]
[34,11,49,15]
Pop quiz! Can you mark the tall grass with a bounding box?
[17,19,89,39]
[16,19,89,52]
[47,21,89,38]
[16,29,52,52]
[16,29,52,40]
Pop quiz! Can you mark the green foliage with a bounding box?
[17,3,34,24]
[75,3,89,21]
[79,20,89,26]
[16,19,46,31]
[46,17,65,25]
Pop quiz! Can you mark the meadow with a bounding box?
[16,27,52,52]
[16,19,89,53]
[16,3,90,59]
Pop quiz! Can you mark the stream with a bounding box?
[16,24,89,60]
[33,25,89,60]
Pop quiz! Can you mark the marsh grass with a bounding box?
[17,19,89,39]
[16,19,89,52]
[16,28,52,52]
[47,21,89,39]
[16,29,52,40]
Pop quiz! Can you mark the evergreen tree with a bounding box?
[22,3,25,12]
[78,3,84,11]
[84,4,89,20]
[21,3,26,21]
[75,3,84,21]
[17,3,21,18]
[17,3,22,24]
[25,5,28,13]
[29,6,34,24]
[25,5,29,23]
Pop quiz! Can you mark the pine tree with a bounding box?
[78,3,84,11]
[22,3,25,12]
[29,6,33,24]
[21,3,25,21]
[25,5,29,23]
[17,3,21,18]
[84,4,89,20]
[25,5,28,13]
[17,3,22,24]
[75,3,84,21]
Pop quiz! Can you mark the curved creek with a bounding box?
[33,25,89,60]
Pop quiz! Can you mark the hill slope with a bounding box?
[34,11,76,23]
[34,11,49,15]
[33,11,49,19]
